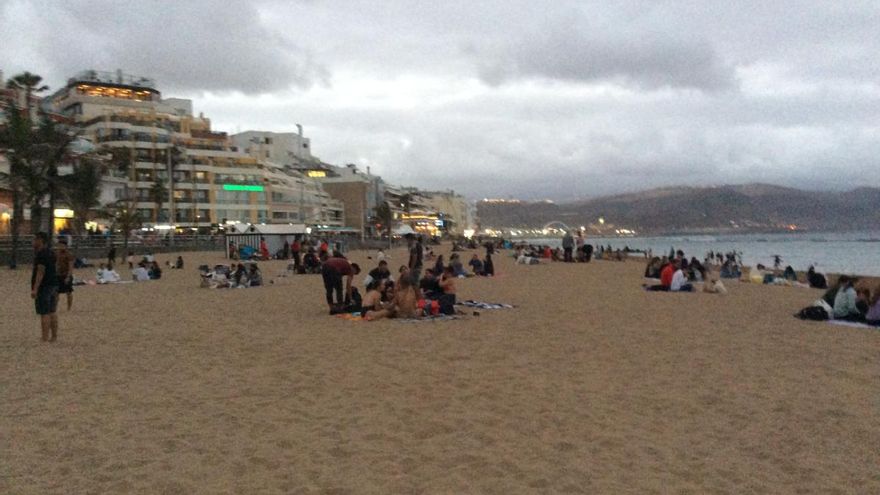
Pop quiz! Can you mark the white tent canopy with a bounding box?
[231,223,308,235]
[392,224,415,236]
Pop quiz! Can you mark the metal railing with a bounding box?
[0,234,226,266]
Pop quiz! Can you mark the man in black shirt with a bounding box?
[31,232,60,342]
[367,260,392,285]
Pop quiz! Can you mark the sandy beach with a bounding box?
[1,245,878,494]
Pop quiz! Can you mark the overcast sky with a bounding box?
[2,0,879,200]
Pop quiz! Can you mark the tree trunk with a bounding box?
[48,181,56,243]
[30,203,42,235]
[9,192,22,269]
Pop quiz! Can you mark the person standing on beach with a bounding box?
[55,239,75,311]
[291,238,301,271]
[107,245,117,268]
[562,231,574,262]
[31,232,60,342]
[407,234,423,285]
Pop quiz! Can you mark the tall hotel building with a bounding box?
[43,70,343,231]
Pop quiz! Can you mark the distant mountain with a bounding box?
[477,184,880,234]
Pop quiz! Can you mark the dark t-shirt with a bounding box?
[409,242,423,270]
[369,267,390,281]
[323,257,353,275]
[32,248,59,290]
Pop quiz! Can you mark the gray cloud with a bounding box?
[2,0,328,94]
[477,15,736,90]
[3,0,880,199]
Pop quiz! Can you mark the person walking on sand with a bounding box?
[55,239,75,311]
[31,232,60,342]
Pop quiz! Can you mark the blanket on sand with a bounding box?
[455,300,515,309]
[828,320,879,330]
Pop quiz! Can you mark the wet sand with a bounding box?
[1,246,878,493]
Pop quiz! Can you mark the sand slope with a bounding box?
[1,247,878,494]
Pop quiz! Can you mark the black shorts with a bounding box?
[57,276,73,294]
[35,286,59,315]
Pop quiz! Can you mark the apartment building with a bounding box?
[43,70,343,231]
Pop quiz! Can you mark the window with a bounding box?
[272,211,287,220]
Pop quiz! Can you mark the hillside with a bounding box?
[477,184,880,234]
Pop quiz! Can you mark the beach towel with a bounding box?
[827,320,879,330]
[456,300,515,309]
[398,315,461,323]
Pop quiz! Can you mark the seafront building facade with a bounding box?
[4,68,474,238]
[42,70,343,232]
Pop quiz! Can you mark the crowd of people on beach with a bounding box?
[316,233,497,320]
[24,226,880,343]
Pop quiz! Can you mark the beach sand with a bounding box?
[1,246,878,494]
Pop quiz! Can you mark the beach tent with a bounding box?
[392,224,415,236]
[224,224,308,259]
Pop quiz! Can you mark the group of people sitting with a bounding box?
[644,251,728,293]
[200,262,263,289]
[797,275,880,325]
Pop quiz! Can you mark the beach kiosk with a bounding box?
[224,224,308,259]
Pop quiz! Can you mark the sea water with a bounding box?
[522,231,880,276]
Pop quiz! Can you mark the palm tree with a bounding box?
[106,198,142,252]
[374,201,394,248]
[58,154,106,235]
[1,71,53,267]
[148,180,167,224]
[0,105,30,268]
[6,71,49,120]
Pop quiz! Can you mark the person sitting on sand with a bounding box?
[689,257,706,282]
[132,262,150,282]
[361,279,384,313]
[419,268,443,299]
[174,256,184,270]
[449,253,467,277]
[97,264,121,284]
[365,274,420,321]
[865,286,880,326]
[822,275,848,307]
[364,259,393,288]
[149,261,162,280]
[670,259,694,292]
[233,263,248,287]
[302,249,321,274]
[807,265,827,289]
[376,249,389,262]
[248,264,263,287]
[469,254,484,276]
[646,260,676,291]
[644,257,662,278]
[782,265,797,281]
[438,266,458,313]
[832,276,862,321]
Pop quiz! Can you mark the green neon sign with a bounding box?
[223,184,264,192]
